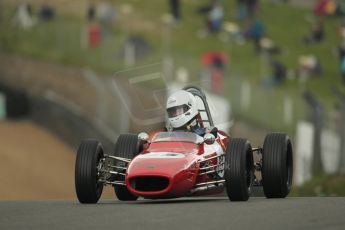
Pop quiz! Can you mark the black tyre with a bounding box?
[224,138,254,201]
[75,139,104,204]
[113,134,140,201]
[262,133,293,198]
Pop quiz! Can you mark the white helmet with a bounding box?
[166,90,199,129]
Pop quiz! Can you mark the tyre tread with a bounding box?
[225,138,253,201]
[113,134,139,201]
[75,139,103,203]
[262,133,292,198]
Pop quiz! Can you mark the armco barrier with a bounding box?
[29,95,115,151]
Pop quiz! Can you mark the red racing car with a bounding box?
[75,86,293,203]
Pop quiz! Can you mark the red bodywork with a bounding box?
[125,131,230,199]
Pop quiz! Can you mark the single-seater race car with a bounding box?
[75,86,293,203]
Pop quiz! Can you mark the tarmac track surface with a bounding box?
[0,197,344,230]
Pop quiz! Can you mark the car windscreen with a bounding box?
[151,132,203,144]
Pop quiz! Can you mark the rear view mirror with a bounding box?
[138,132,149,142]
[204,133,215,145]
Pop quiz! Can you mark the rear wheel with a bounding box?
[75,139,104,204]
[262,133,293,198]
[113,134,140,201]
[224,138,254,201]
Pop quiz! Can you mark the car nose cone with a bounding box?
[125,152,198,198]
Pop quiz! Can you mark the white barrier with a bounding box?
[321,129,341,174]
[295,121,314,185]
[0,92,6,120]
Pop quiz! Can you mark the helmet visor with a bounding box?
[167,105,190,118]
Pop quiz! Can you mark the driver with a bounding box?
[166,90,206,136]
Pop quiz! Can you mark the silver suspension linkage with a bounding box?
[198,154,225,176]
[104,154,131,163]
[97,154,131,186]
[198,153,225,163]
[98,179,126,186]
[194,179,225,187]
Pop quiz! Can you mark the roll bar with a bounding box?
[182,86,214,127]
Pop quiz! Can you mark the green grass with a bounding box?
[1,0,344,135]
[291,174,345,196]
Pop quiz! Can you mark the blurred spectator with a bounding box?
[87,22,102,48]
[314,0,345,17]
[223,21,246,44]
[341,57,345,83]
[337,39,345,61]
[119,35,152,59]
[13,2,36,29]
[302,20,324,44]
[262,60,287,88]
[336,1,345,16]
[259,37,281,55]
[247,0,259,18]
[244,19,265,52]
[338,40,345,82]
[97,1,114,25]
[208,0,224,33]
[314,0,336,16]
[87,3,96,22]
[96,1,114,37]
[236,0,260,20]
[196,2,212,15]
[38,3,55,21]
[201,52,228,94]
[235,0,247,21]
[297,55,322,81]
[169,0,181,22]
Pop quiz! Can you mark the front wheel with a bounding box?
[224,138,254,201]
[75,139,104,204]
[113,134,140,201]
[262,133,293,198]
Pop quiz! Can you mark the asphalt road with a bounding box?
[0,197,344,230]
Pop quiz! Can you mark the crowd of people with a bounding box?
[235,0,259,21]
[85,1,115,47]
[13,1,55,30]
[12,1,117,48]
[314,0,345,17]
[9,0,345,88]
[196,0,345,89]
